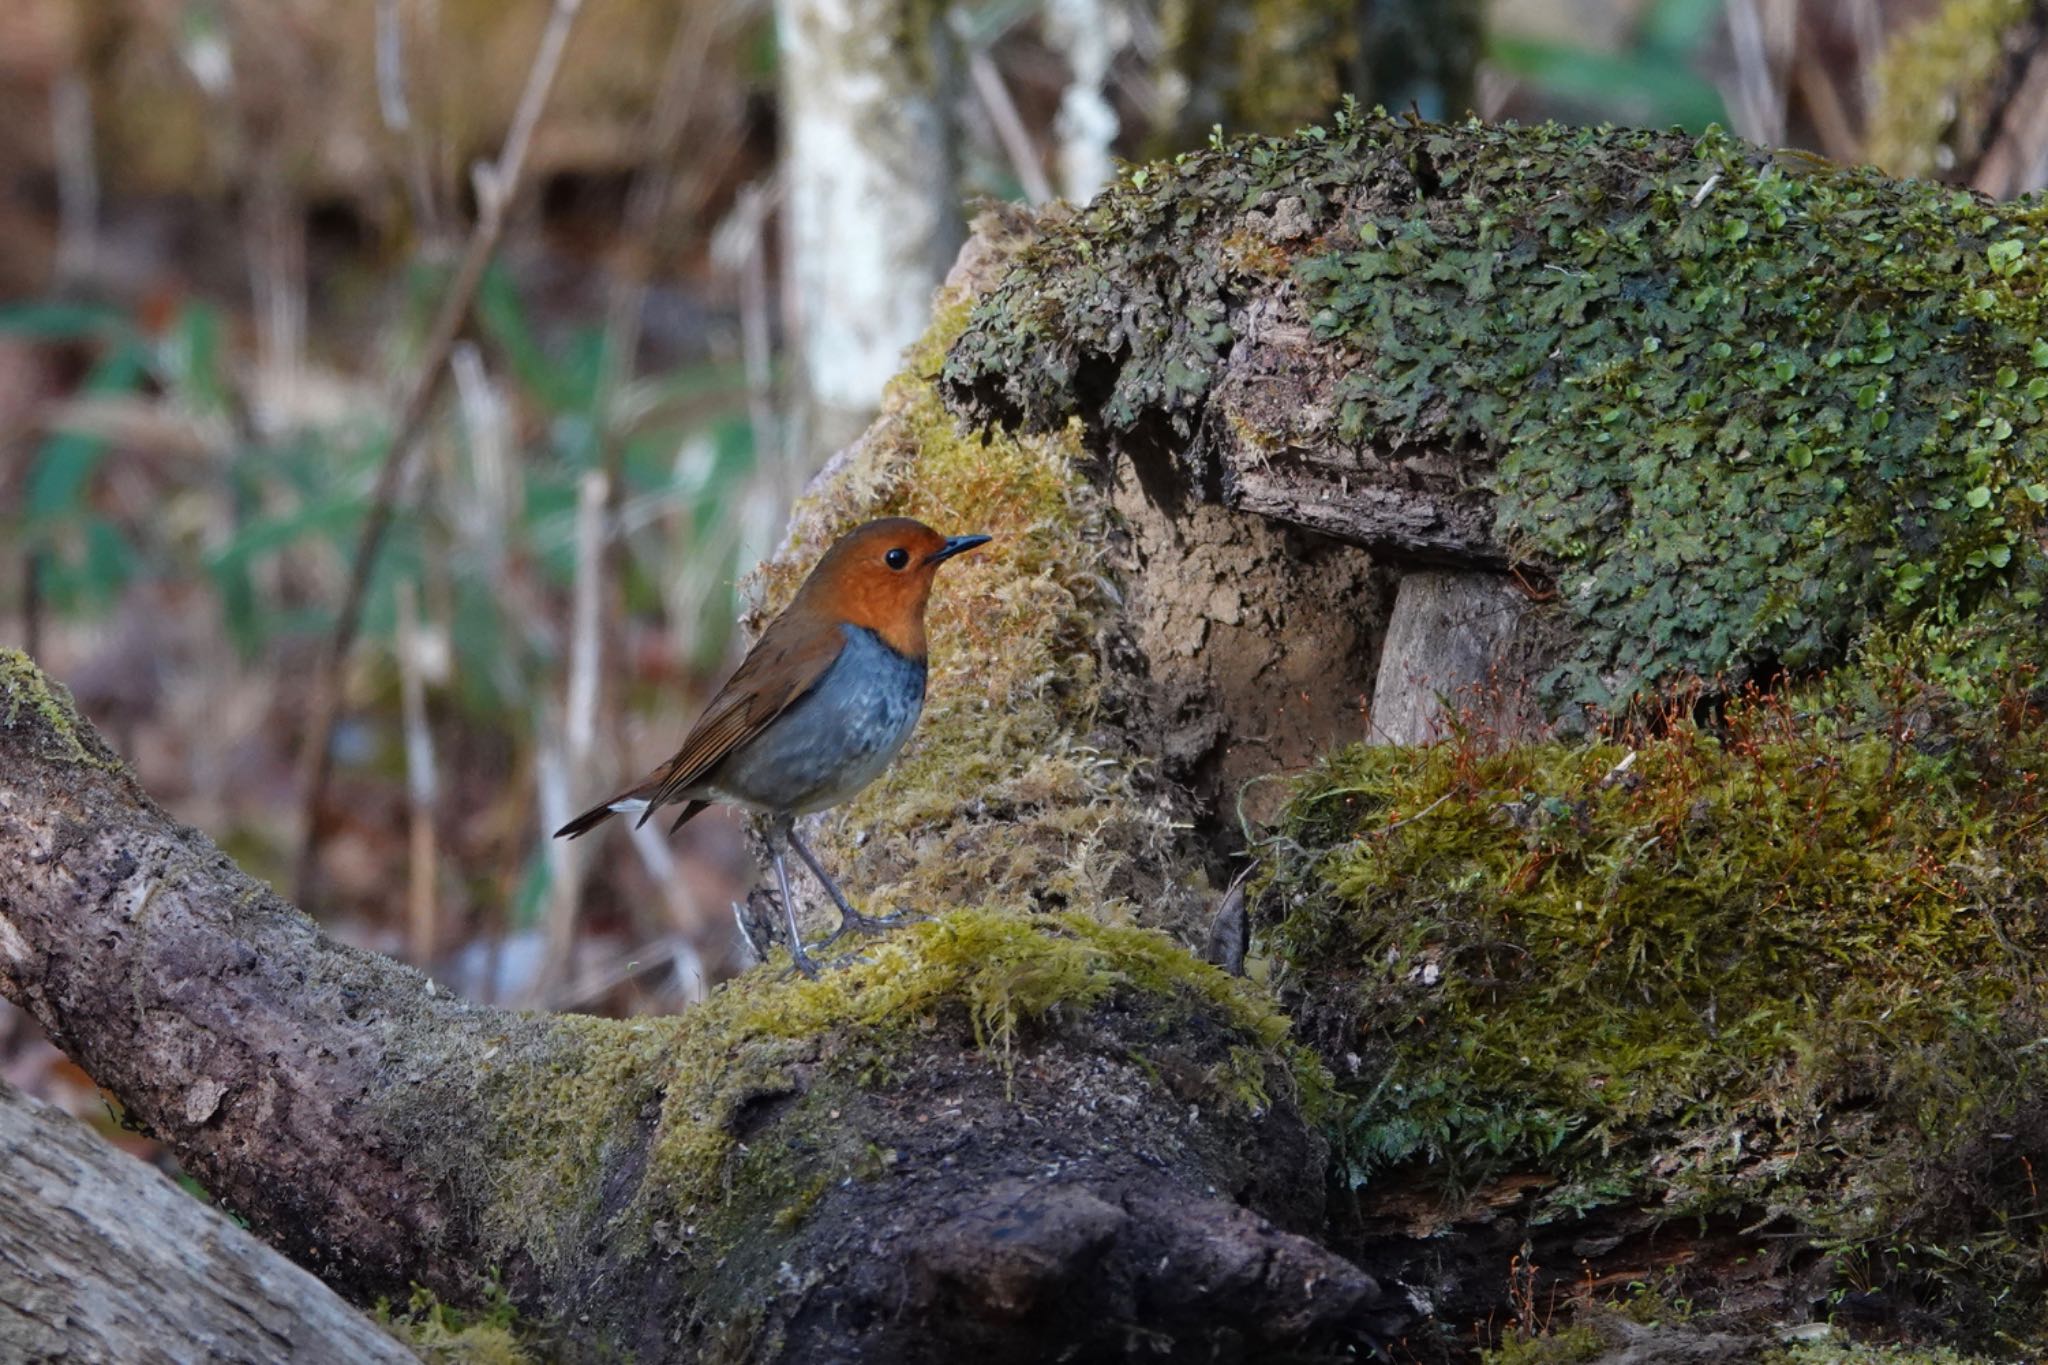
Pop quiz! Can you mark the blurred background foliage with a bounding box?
[2,0,2044,1126]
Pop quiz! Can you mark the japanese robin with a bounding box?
[555,517,990,976]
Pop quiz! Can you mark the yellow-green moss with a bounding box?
[1481,1323,1605,1365]
[1264,640,2048,1342]
[451,908,1312,1283]
[378,1279,535,1365]
[1868,0,2030,183]
[0,649,120,770]
[746,231,1197,935]
[1763,1343,1992,1365]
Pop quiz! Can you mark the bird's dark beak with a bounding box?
[925,534,991,566]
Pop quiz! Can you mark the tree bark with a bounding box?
[0,653,1408,1360]
[0,1079,413,1365]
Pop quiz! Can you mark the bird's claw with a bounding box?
[781,949,824,981]
[812,907,921,951]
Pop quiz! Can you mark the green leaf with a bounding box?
[1483,36,1728,130]
[0,300,125,340]
[26,341,149,520]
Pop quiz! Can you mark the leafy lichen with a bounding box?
[943,115,2048,714]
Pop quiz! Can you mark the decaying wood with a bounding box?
[1369,570,1541,746]
[1205,297,1505,566]
[0,1079,413,1365]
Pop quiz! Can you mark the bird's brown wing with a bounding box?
[553,612,845,839]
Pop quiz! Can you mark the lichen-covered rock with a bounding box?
[942,115,2048,716]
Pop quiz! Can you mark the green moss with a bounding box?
[1763,1343,1991,1365]
[443,909,1311,1291]
[1263,647,2048,1341]
[378,1278,536,1364]
[749,218,1200,935]
[1481,1323,1604,1365]
[1868,0,2030,182]
[944,116,2048,714]
[0,649,120,770]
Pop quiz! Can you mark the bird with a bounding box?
[555,516,990,977]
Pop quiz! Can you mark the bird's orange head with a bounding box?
[787,517,991,659]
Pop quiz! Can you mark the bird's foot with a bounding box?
[812,907,921,951]
[781,946,824,981]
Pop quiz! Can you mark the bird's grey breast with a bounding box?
[711,623,927,814]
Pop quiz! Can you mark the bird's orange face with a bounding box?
[793,517,991,658]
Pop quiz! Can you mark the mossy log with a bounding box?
[11,115,2048,1364]
[0,650,1402,1360]
[943,114,2048,716]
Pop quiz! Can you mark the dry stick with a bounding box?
[532,471,609,1003]
[375,0,444,244]
[292,0,585,904]
[624,822,709,1003]
[395,581,439,964]
[965,45,1053,205]
[716,182,782,480]
[1964,3,2048,199]
[593,0,729,618]
[51,74,98,289]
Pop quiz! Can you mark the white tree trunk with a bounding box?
[1044,0,1125,204]
[777,0,962,454]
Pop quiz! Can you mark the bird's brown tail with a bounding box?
[553,787,711,840]
[553,799,621,840]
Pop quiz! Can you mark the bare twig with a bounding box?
[396,581,439,964]
[293,0,585,904]
[965,46,1053,205]
[449,341,516,583]
[376,0,442,238]
[546,935,695,1011]
[1043,0,1123,202]
[1723,0,1794,146]
[712,182,782,472]
[626,821,709,1003]
[565,472,608,772]
[596,0,727,438]
[51,74,99,290]
[1791,50,1859,163]
[1965,2,2048,199]
[532,472,608,1001]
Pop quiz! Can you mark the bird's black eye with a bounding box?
[885,547,910,570]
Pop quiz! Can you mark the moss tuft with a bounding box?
[424,909,1315,1300]
[0,650,122,770]
[1263,636,2048,1343]
[377,1278,536,1364]
[748,218,1199,935]
[944,115,2048,714]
